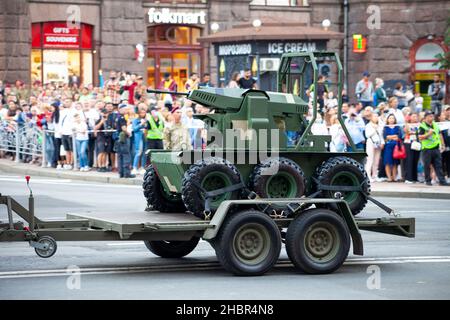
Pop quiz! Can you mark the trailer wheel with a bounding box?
[34,236,57,258]
[182,157,242,218]
[215,210,281,276]
[250,157,306,212]
[286,209,350,274]
[143,237,200,258]
[143,165,186,213]
[314,156,370,215]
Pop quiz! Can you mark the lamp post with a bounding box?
[252,19,262,88]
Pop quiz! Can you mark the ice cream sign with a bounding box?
[148,8,206,25]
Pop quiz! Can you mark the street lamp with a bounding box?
[211,22,220,34]
[322,19,331,31]
[252,19,262,31]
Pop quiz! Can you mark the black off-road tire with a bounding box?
[143,165,186,213]
[286,209,350,274]
[143,237,200,258]
[182,157,242,219]
[250,157,306,206]
[214,210,282,276]
[314,156,370,216]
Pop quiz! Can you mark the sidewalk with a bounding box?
[1,159,449,199]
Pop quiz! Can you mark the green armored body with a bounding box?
[144,52,370,218]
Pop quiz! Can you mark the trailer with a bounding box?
[0,178,415,276]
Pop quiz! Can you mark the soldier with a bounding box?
[163,108,192,151]
[116,104,135,178]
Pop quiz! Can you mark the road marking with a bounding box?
[0,256,449,279]
[0,176,141,189]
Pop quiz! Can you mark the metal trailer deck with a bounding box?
[0,192,415,275]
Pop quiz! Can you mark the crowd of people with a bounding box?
[0,70,449,185]
[310,72,449,186]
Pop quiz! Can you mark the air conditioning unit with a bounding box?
[260,58,280,72]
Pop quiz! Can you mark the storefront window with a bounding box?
[250,0,306,6]
[147,25,203,90]
[31,22,94,85]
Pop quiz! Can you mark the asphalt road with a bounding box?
[0,172,449,300]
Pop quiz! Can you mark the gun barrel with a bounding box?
[146,88,189,96]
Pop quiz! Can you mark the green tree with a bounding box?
[433,16,450,70]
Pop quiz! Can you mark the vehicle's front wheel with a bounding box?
[143,165,186,213]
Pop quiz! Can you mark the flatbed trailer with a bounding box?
[0,191,415,276]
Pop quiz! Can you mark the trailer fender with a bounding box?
[335,201,363,255]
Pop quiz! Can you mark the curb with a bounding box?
[1,162,449,199]
[0,162,142,186]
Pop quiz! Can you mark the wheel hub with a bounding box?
[304,222,339,262]
[266,174,296,198]
[233,224,270,265]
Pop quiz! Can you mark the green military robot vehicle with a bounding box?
[144,51,370,219]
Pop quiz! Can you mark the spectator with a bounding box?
[325,91,338,110]
[131,105,148,175]
[345,110,365,151]
[374,78,387,106]
[60,98,75,170]
[418,111,448,186]
[355,71,374,107]
[365,112,384,182]
[123,74,139,106]
[199,73,213,88]
[393,82,408,110]
[115,104,134,178]
[159,72,178,104]
[238,69,257,90]
[388,97,405,125]
[185,73,199,92]
[383,114,403,182]
[428,74,445,116]
[362,106,374,125]
[404,113,421,184]
[329,115,346,152]
[414,92,424,114]
[146,106,165,151]
[441,106,450,179]
[73,113,89,171]
[228,72,240,88]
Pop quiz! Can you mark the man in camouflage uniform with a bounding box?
[163,108,192,151]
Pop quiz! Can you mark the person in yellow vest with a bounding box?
[146,106,164,150]
[163,108,192,151]
[418,111,448,186]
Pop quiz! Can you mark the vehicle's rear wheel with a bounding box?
[143,165,186,213]
[214,210,281,276]
[182,157,242,218]
[143,237,200,258]
[285,209,350,274]
[314,156,370,215]
[250,157,306,212]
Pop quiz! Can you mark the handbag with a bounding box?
[411,130,421,151]
[393,140,407,159]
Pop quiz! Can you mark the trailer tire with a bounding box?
[214,210,281,276]
[143,165,186,213]
[144,237,200,258]
[314,156,370,216]
[250,157,306,212]
[182,157,242,218]
[286,209,350,274]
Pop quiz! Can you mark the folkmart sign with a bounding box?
[148,8,207,25]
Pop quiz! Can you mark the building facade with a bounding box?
[0,0,448,104]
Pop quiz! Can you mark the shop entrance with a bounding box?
[147,25,203,91]
[410,38,448,108]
